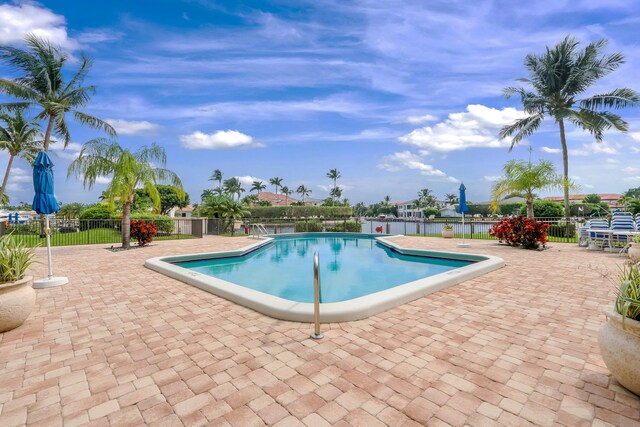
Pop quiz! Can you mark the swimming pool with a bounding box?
[145,233,504,322]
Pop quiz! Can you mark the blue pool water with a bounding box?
[175,235,472,303]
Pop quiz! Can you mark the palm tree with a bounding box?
[269,177,283,195]
[210,169,223,193]
[296,185,311,204]
[201,195,250,235]
[0,35,115,151]
[500,36,638,220]
[223,177,244,201]
[68,139,183,248]
[281,186,291,205]
[491,159,566,218]
[0,110,41,203]
[251,180,266,195]
[326,168,341,201]
[445,193,459,205]
[383,195,391,205]
[330,186,342,201]
[417,188,436,208]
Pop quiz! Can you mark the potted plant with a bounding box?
[0,235,36,333]
[598,263,640,395]
[628,235,640,262]
[442,223,454,239]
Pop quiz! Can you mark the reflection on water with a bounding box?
[176,236,472,303]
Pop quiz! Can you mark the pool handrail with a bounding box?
[310,251,323,339]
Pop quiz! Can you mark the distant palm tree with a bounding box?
[444,193,459,205]
[0,110,41,203]
[269,177,283,195]
[330,186,342,201]
[326,168,341,201]
[383,195,391,205]
[251,180,266,195]
[0,35,115,151]
[500,36,638,220]
[210,169,223,193]
[201,195,250,235]
[68,139,183,248]
[491,159,566,218]
[417,188,436,208]
[281,186,291,205]
[296,185,311,204]
[223,177,244,201]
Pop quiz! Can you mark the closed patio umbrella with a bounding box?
[457,183,470,248]
[32,151,68,288]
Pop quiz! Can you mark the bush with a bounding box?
[423,207,440,217]
[78,204,117,230]
[294,220,323,232]
[489,215,549,249]
[249,205,352,219]
[326,221,362,232]
[130,220,157,246]
[466,203,491,216]
[129,214,174,234]
[520,200,564,218]
[548,223,576,238]
[570,203,595,217]
[0,234,36,282]
[499,202,524,215]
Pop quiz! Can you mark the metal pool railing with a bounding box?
[310,251,323,340]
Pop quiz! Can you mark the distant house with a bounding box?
[544,193,622,208]
[256,191,298,206]
[394,201,423,219]
[303,198,324,207]
[439,205,461,218]
[172,205,195,217]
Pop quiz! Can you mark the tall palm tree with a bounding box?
[0,35,115,151]
[326,168,341,201]
[0,110,41,203]
[383,195,391,205]
[296,185,311,204]
[491,159,566,218]
[445,193,459,205]
[210,169,223,193]
[330,186,342,201]
[281,186,291,205]
[223,177,244,201]
[269,177,283,195]
[500,36,638,221]
[251,180,266,195]
[68,139,183,248]
[200,195,250,235]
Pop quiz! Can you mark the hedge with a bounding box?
[326,221,362,232]
[78,205,117,230]
[548,223,577,238]
[294,220,323,232]
[248,206,352,219]
[129,214,174,234]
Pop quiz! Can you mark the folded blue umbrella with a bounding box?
[32,151,60,215]
[457,183,469,214]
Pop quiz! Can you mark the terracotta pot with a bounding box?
[442,229,454,239]
[0,276,35,333]
[598,305,640,396]
[628,244,640,262]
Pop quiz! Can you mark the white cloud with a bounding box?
[6,167,31,192]
[106,119,160,136]
[317,184,354,192]
[484,175,501,181]
[623,166,640,174]
[235,176,266,188]
[0,2,77,49]
[406,114,437,124]
[378,151,457,181]
[399,105,527,152]
[541,141,619,157]
[179,130,264,150]
[95,176,112,185]
[49,142,83,160]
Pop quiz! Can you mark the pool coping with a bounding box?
[144,234,505,323]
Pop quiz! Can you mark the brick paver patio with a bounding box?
[1,235,639,426]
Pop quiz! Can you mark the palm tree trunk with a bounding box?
[43,114,56,152]
[122,201,132,249]
[559,119,571,236]
[526,197,534,218]
[0,154,14,205]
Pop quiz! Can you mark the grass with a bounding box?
[405,233,578,243]
[9,228,195,247]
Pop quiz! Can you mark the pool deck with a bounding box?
[1,235,638,426]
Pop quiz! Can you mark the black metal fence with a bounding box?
[0,217,206,247]
[207,216,584,243]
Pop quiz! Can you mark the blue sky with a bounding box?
[0,0,639,206]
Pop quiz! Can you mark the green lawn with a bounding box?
[10,228,195,247]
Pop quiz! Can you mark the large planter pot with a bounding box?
[598,305,640,396]
[628,244,640,262]
[0,276,35,333]
[442,229,454,239]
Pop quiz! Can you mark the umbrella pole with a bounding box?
[46,215,53,279]
[457,212,470,248]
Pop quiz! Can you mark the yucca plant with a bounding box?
[0,235,36,283]
[616,263,640,324]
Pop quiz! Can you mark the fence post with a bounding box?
[470,222,474,239]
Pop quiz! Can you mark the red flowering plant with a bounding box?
[130,220,157,246]
[489,215,549,249]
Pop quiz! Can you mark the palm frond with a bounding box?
[579,88,640,110]
[499,113,544,148]
[73,111,117,137]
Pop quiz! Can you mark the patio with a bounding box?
[0,235,638,426]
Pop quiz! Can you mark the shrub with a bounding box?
[548,223,576,238]
[489,215,549,249]
[129,214,174,234]
[326,221,362,232]
[0,234,36,282]
[130,220,157,246]
[294,220,323,232]
[423,207,440,217]
[499,202,524,215]
[520,200,564,218]
[466,203,491,216]
[616,263,640,323]
[78,204,117,230]
[249,205,352,219]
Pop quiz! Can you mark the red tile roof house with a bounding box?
[256,191,298,206]
[544,193,623,209]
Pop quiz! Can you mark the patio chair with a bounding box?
[579,219,608,247]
